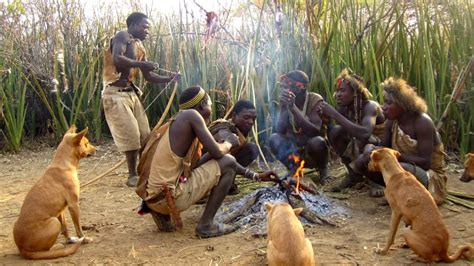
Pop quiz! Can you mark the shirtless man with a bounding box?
[102,12,179,187]
[208,100,259,194]
[352,77,447,204]
[269,70,329,183]
[137,87,278,237]
[318,69,385,195]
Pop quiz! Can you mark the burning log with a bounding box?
[215,176,348,236]
[215,153,348,236]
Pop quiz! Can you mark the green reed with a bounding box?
[0,63,27,151]
[0,0,472,155]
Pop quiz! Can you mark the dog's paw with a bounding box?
[82,236,93,244]
[66,236,81,244]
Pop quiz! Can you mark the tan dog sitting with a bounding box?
[265,202,315,266]
[13,126,95,259]
[368,147,472,262]
[460,153,474,182]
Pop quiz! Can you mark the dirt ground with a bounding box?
[0,140,473,265]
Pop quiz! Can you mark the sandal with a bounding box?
[137,199,151,215]
[195,223,237,239]
[151,211,175,232]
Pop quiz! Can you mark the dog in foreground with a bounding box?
[13,126,95,259]
[368,147,472,262]
[265,202,315,266]
[461,153,474,182]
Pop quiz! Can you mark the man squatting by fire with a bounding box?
[318,69,386,197]
[351,77,447,205]
[208,100,260,195]
[269,70,330,184]
[136,87,278,238]
[102,12,179,187]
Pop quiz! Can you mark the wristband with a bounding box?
[244,169,259,181]
[252,172,260,181]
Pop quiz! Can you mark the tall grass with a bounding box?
[0,64,27,151]
[0,0,472,155]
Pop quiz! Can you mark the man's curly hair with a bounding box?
[382,77,427,113]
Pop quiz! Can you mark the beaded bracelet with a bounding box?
[244,168,260,181]
[252,172,260,181]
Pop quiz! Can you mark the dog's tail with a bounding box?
[441,244,473,262]
[19,241,82,260]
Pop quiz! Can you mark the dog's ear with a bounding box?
[264,202,273,212]
[465,153,474,168]
[66,125,77,134]
[467,153,474,161]
[73,127,89,144]
[293,207,303,216]
[370,149,381,161]
[393,149,401,159]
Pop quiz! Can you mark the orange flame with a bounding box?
[289,154,305,192]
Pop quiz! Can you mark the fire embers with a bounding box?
[215,185,349,236]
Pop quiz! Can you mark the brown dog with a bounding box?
[265,202,316,266]
[13,126,95,259]
[368,147,472,262]
[460,153,474,182]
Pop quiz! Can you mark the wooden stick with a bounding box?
[436,57,474,131]
[153,80,179,131]
[81,159,126,188]
[446,194,474,209]
[447,190,474,200]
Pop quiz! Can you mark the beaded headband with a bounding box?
[179,88,206,109]
[279,75,307,90]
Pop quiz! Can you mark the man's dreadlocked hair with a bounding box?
[382,77,427,113]
[335,69,371,101]
[335,69,372,124]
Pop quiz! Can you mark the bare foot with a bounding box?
[126,176,138,187]
[195,223,237,239]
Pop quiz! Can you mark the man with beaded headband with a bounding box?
[351,77,447,204]
[318,69,385,196]
[136,86,278,238]
[269,70,329,183]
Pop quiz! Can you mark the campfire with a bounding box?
[215,157,349,236]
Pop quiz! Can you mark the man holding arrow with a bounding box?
[102,12,180,187]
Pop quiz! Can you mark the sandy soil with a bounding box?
[0,140,473,265]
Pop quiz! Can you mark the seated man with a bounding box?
[208,100,259,194]
[269,70,329,183]
[136,86,278,238]
[318,69,385,195]
[352,77,447,205]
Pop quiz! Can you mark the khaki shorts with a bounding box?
[149,160,221,214]
[102,86,150,152]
